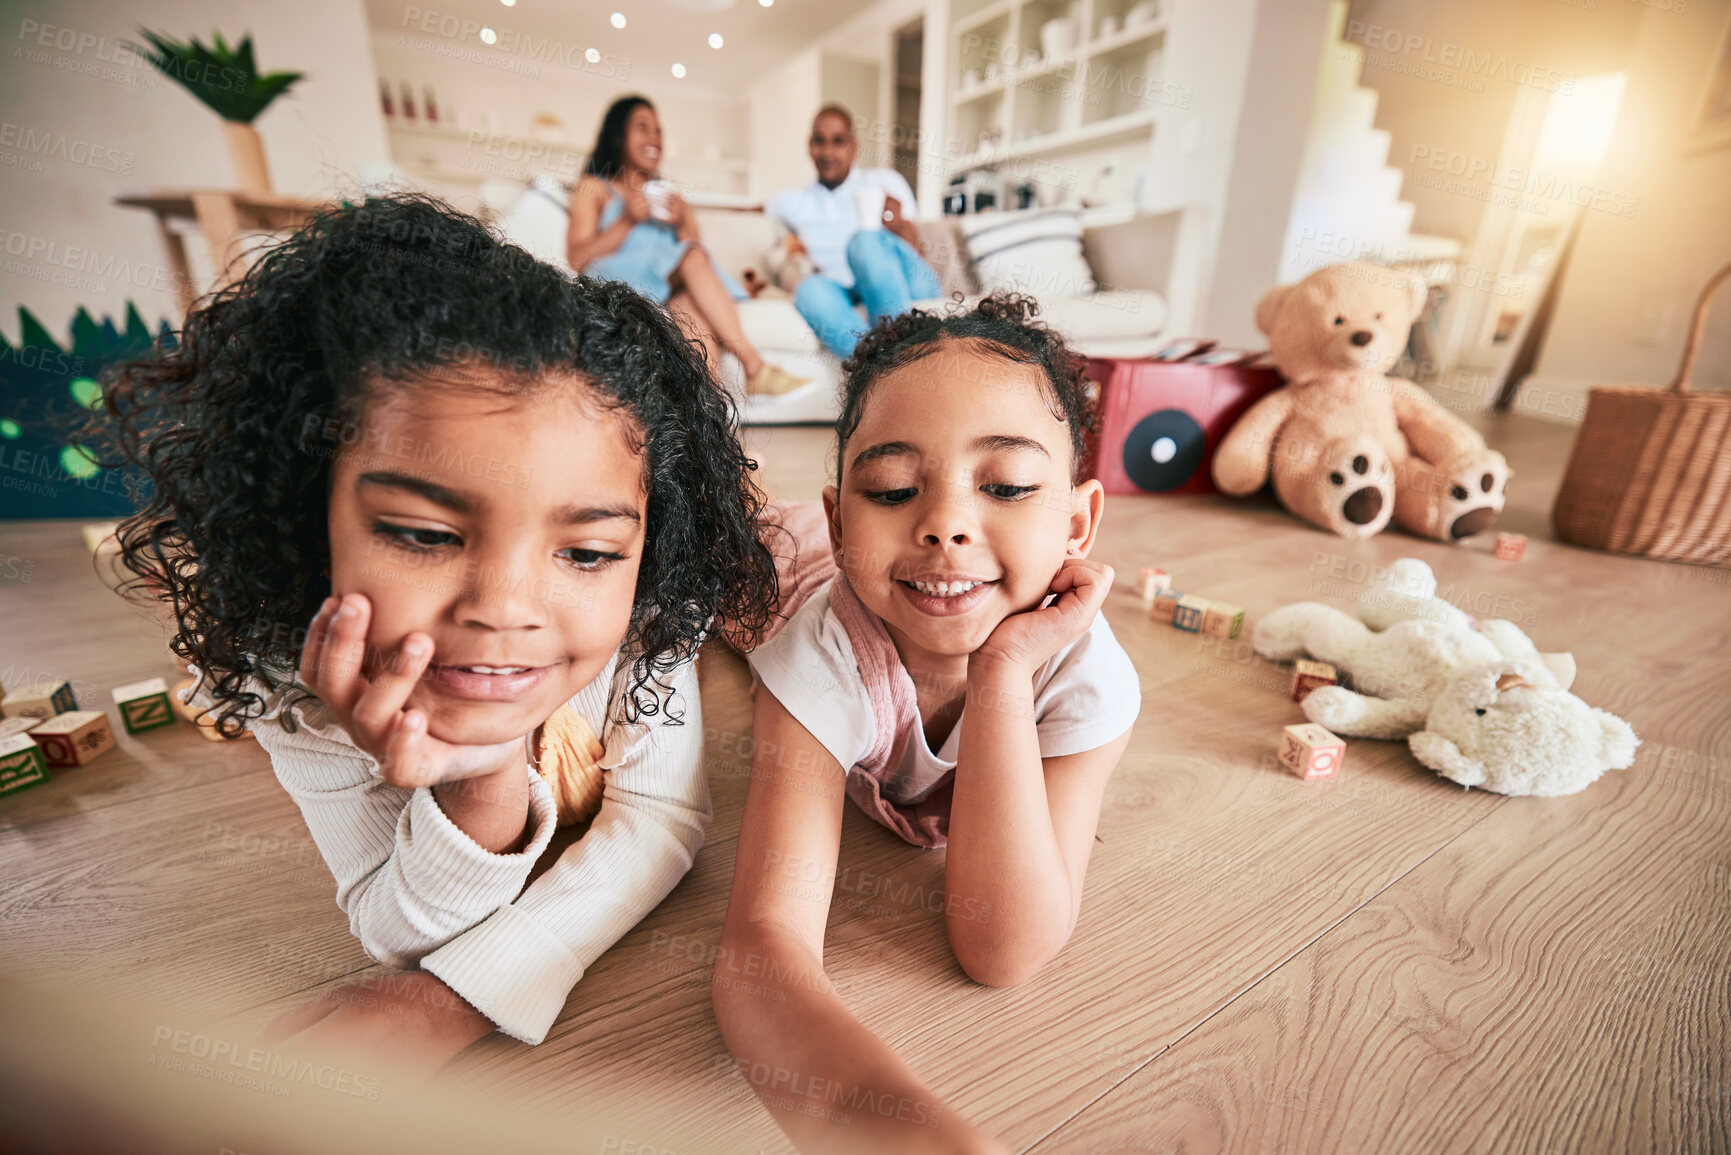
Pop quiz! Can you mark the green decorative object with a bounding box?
[0,302,171,518]
[130,30,304,124]
[69,378,102,409]
[59,445,99,480]
[130,30,304,194]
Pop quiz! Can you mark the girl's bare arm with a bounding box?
[944,559,1131,984]
[945,665,1130,984]
[713,689,1007,1155]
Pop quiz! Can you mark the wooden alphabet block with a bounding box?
[113,677,175,734]
[1278,723,1345,781]
[1149,588,1184,625]
[1290,659,1339,702]
[1172,594,1210,633]
[31,710,115,767]
[3,679,77,720]
[1493,532,1527,561]
[0,733,51,796]
[169,678,255,742]
[1137,567,1172,604]
[0,716,44,742]
[1201,601,1245,639]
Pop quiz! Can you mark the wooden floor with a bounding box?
[1,411,1727,1154]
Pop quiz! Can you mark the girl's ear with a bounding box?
[1068,478,1105,558]
[821,485,844,563]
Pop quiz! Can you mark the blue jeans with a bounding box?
[794,230,942,358]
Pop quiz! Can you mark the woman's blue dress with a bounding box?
[583,180,747,304]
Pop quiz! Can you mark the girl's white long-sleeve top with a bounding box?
[225,651,710,1045]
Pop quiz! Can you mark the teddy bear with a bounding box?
[1212,262,1510,541]
[1253,559,1638,797]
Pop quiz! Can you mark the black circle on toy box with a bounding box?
[1122,409,1207,492]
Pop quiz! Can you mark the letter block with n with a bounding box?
[113,677,175,734]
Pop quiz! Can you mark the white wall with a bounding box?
[1188,0,1334,345]
[747,46,824,202]
[747,0,930,204]
[370,26,749,204]
[1526,0,1731,409]
[1343,0,1644,244]
[0,0,390,330]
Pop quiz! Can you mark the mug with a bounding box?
[853,183,887,231]
[1127,1,1159,28]
[643,179,676,222]
[1100,14,1122,37]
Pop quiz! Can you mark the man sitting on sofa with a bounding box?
[768,104,942,358]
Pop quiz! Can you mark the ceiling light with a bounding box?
[671,62,687,78]
[500,0,516,6]
[760,0,774,7]
[709,33,724,48]
[611,12,626,28]
[480,26,497,43]
[585,47,600,63]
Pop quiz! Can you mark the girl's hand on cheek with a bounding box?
[973,558,1114,677]
[301,594,531,790]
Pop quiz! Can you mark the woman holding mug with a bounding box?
[570,95,807,395]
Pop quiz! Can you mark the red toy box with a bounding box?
[1082,348,1284,495]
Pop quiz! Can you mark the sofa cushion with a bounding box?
[959,208,1097,298]
[737,297,827,355]
[501,175,574,270]
[740,287,1168,358]
[1031,290,1168,341]
[914,219,977,299]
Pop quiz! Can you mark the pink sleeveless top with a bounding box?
[751,500,949,848]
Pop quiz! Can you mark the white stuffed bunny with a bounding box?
[1254,559,1638,797]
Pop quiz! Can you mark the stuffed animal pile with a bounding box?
[1212,262,1510,542]
[1254,559,1639,797]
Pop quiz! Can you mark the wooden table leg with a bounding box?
[153,215,197,317]
[190,191,243,294]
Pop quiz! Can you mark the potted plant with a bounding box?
[131,30,304,195]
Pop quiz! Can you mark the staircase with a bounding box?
[1279,0,1456,282]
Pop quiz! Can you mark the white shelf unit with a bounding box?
[946,0,1167,186]
[382,121,753,208]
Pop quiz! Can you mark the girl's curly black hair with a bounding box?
[91,192,776,735]
[835,292,1097,481]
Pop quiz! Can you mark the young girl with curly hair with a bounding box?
[96,193,777,1070]
[714,294,1141,1153]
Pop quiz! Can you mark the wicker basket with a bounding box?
[1552,261,1731,565]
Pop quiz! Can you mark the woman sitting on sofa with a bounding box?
[569,95,807,395]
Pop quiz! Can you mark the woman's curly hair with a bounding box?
[90,192,776,735]
[835,292,1096,481]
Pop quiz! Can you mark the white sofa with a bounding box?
[500,180,1204,425]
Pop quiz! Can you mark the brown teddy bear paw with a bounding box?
[1281,438,1395,538]
[1396,452,1510,541]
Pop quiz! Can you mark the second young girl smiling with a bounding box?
[717,296,1140,1153]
